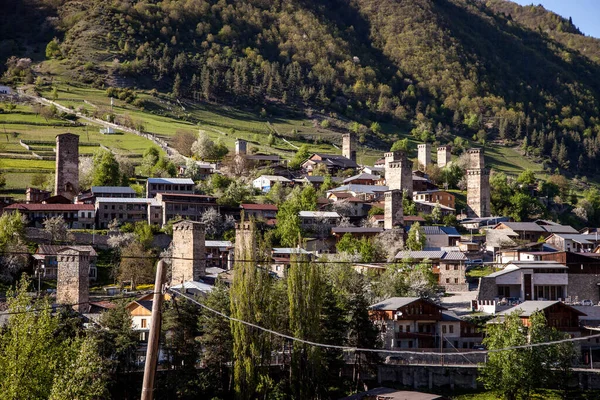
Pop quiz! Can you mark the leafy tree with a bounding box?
[172,130,197,157]
[480,310,574,400]
[431,201,442,224]
[0,211,28,283]
[390,138,409,152]
[48,338,108,400]
[45,38,61,59]
[230,222,274,400]
[276,185,317,246]
[0,277,107,399]
[289,144,311,169]
[200,208,235,239]
[118,241,154,290]
[216,180,254,207]
[43,215,74,244]
[405,222,426,250]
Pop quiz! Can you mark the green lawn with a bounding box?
[466,266,498,279]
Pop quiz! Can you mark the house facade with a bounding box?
[146,178,194,198]
[95,198,162,228]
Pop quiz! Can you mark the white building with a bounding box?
[252,175,291,193]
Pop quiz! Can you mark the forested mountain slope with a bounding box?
[2,0,600,176]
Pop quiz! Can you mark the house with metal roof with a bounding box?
[369,297,482,350]
[301,153,358,175]
[545,233,600,252]
[478,261,569,303]
[252,175,292,193]
[146,177,194,198]
[395,250,468,291]
[492,300,585,335]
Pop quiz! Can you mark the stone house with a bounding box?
[155,193,219,226]
[240,203,278,220]
[3,203,95,229]
[395,250,468,291]
[34,244,98,281]
[478,261,569,302]
[95,197,161,228]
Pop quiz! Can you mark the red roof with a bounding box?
[404,216,426,222]
[5,203,94,211]
[241,203,278,211]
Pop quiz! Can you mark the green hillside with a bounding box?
[2,0,600,179]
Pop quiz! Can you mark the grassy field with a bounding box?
[1,58,568,199]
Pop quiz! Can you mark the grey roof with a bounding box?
[411,226,460,236]
[414,200,455,211]
[171,281,213,293]
[272,248,312,255]
[205,240,233,248]
[486,261,568,278]
[328,184,389,195]
[91,186,136,194]
[542,225,578,234]
[396,251,446,260]
[343,173,380,183]
[441,310,462,322]
[147,178,194,185]
[395,250,466,261]
[298,211,340,218]
[332,227,384,234]
[370,297,421,310]
[497,222,546,232]
[36,245,97,257]
[497,301,585,317]
[254,175,291,182]
[95,197,160,205]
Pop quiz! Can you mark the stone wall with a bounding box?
[170,220,205,285]
[55,133,79,200]
[57,248,89,312]
[477,276,497,300]
[439,263,468,292]
[568,274,600,303]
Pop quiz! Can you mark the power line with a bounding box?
[0,292,160,316]
[169,288,600,357]
[2,249,600,266]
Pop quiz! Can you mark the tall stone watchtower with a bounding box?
[417,143,431,171]
[466,148,490,218]
[171,220,206,285]
[342,133,356,162]
[234,221,255,263]
[57,248,90,313]
[385,151,413,197]
[55,133,79,201]
[437,146,451,168]
[235,139,247,156]
[384,190,403,230]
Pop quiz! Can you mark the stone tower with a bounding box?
[57,248,90,313]
[385,151,413,198]
[466,148,491,218]
[437,146,451,168]
[234,221,255,263]
[417,143,431,171]
[235,139,247,156]
[384,190,403,230]
[171,220,206,285]
[342,133,356,162]
[55,133,79,201]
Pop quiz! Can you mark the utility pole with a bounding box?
[141,260,167,400]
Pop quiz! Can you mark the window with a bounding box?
[449,325,454,334]
[446,278,450,283]
[398,325,403,332]
[408,341,413,348]
[141,319,147,328]
[454,278,459,284]
[406,325,410,333]
[442,325,447,334]
[454,265,458,270]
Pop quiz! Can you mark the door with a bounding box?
[524,274,532,300]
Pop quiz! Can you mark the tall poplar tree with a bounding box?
[230,220,274,400]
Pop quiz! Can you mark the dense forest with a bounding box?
[2,0,600,176]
